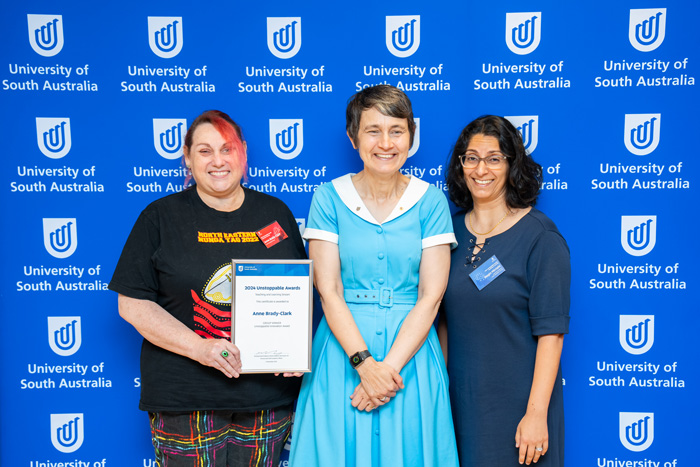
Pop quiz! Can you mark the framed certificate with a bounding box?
[231,259,313,373]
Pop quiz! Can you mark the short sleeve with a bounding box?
[108,208,161,301]
[527,230,571,335]
[303,183,339,244]
[419,186,457,249]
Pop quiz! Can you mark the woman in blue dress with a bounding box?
[440,115,570,466]
[289,85,459,466]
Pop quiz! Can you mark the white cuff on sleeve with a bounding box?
[422,233,458,250]
[303,228,339,244]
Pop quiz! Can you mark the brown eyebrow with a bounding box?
[464,150,503,155]
[363,124,407,131]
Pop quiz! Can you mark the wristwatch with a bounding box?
[349,350,372,369]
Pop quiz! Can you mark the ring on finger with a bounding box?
[379,396,388,402]
[535,447,543,452]
[367,405,374,411]
[221,350,229,358]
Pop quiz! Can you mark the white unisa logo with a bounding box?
[48,317,82,356]
[51,413,84,453]
[36,118,72,159]
[629,9,666,52]
[267,17,302,59]
[621,215,656,257]
[386,16,420,58]
[269,119,304,160]
[43,218,78,259]
[504,115,538,153]
[619,315,654,355]
[153,118,187,160]
[27,14,64,57]
[624,114,660,156]
[619,412,654,452]
[148,17,183,58]
[505,12,541,55]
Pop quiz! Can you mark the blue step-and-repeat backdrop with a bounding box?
[1,1,697,466]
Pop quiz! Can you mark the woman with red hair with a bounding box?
[110,110,306,466]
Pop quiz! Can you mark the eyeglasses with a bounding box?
[459,154,509,169]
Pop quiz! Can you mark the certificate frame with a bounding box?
[231,259,313,374]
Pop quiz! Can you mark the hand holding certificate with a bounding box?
[231,260,313,373]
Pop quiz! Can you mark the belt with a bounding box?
[344,287,417,307]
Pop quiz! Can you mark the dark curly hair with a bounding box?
[446,115,542,210]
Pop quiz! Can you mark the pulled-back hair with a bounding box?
[446,115,542,210]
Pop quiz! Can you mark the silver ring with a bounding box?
[380,396,388,402]
[536,447,543,452]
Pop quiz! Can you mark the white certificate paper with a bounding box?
[231,260,312,373]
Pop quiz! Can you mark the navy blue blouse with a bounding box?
[443,208,570,466]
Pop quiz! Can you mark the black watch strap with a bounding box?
[349,350,372,369]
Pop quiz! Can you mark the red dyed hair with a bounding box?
[183,110,248,187]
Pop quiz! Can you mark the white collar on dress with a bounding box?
[331,173,429,225]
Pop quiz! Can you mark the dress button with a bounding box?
[376,329,383,335]
[378,278,385,284]
[376,227,383,234]
[376,355,383,360]
[375,429,380,435]
[378,253,385,260]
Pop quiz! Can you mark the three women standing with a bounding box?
[111,102,567,467]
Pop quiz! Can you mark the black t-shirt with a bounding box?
[109,187,307,412]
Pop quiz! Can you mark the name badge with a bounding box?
[469,255,505,290]
[256,221,288,248]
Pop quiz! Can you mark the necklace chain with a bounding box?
[469,210,508,236]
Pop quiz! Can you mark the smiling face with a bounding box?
[183,122,246,208]
[350,106,410,176]
[462,134,509,206]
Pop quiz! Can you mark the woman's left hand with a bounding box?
[350,382,396,412]
[515,411,548,464]
[274,372,304,377]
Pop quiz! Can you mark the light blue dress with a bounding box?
[289,174,459,467]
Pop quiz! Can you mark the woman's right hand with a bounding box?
[118,295,243,379]
[192,339,242,379]
[355,358,404,407]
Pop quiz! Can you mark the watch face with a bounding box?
[352,356,360,364]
